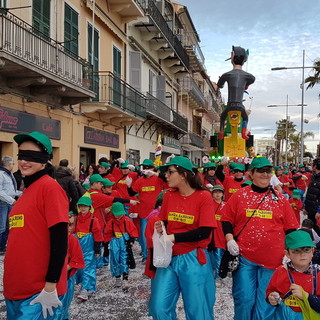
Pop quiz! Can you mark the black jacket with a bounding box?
[55,166,79,213]
[305,172,320,216]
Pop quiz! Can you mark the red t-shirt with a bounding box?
[212,200,227,249]
[294,172,312,191]
[278,174,292,195]
[223,176,247,201]
[68,233,85,278]
[104,215,138,242]
[75,212,103,242]
[266,265,320,312]
[4,175,69,300]
[159,189,216,255]
[132,175,166,218]
[289,198,303,224]
[221,186,299,269]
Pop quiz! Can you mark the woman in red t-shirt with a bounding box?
[149,156,216,320]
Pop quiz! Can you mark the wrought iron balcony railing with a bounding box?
[92,71,146,119]
[181,132,204,148]
[135,0,189,68]
[0,11,92,88]
[171,110,188,132]
[180,76,205,106]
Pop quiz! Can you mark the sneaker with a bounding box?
[122,280,129,292]
[115,277,122,288]
[77,289,88,301]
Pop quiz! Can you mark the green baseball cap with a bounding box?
[298,164,305,168]
[273,166,282,171]
[89,174,104,184]
[249,157,272,169]
[159,156,193,173]
[292,189,300,198]
[111,202,126,216]
[141,159,154,166]
[100,162,110,169]
[285,230,315,249]
[232,163,245,171]
[120,161,129,169]
[14,131,52,154]
[77,196,92,207]
[212,185,224,192]
[82,183,90,191]
[283,170,289,175]
[203,162,216,169]
[102,178,114,187]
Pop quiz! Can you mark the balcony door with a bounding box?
[88,23,99,100]
[32,0,50,38]
[113,46,122,107]
[64,4,78,56]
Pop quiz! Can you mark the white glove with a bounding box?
[143,170,156,177]
[30,289,62,318]
[301,175,307,180]
[227,239,239,256]
[127,164,135,170]
[129,213,139,218]
[125,176,132,187]
[117,158,125,164]
[205,183,214,191]
[165,154,175,164]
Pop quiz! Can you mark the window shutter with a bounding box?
[156,75,165,103]
[129,51,141,91]
[64,4,78,55]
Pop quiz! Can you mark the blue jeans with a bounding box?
[0,202,12,251]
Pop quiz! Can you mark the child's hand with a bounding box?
[290,284,307,300]
[268,292,281,305]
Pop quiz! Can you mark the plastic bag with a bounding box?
[152,222,174,268]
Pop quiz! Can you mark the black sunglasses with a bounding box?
[256,167,272,174]
[143,165,154,170]
[232,169,244,173]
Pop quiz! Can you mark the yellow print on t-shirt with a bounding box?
[9,214,24,229]
[284,295,300,308]
[215,214,222,221]
[168,212,194,224]
[118,180,126,184]
[245,209,273,219]
[228,188,239,194]
[141,186,155,192]
[76,232,89,239]
[114,232,123,238]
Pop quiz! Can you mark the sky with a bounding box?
[179,0,320,154]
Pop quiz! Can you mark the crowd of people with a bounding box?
[0,131,320,319]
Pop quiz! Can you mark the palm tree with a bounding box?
[288,131,315,163]
[275,119,296,163]
[305,59,320,98]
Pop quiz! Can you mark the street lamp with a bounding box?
[271,50,315,164]
[267,95,307,165]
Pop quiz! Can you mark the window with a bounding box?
[129,51,141,91]
[32,0,50,38]
[88,23,99,100]
[113,46,122,106]
[0,0,7,8]
[64,4,78,55]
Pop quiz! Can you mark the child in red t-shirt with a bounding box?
[289,189,303,225]
[267,230,320,318]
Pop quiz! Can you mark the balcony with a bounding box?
[0,12,95,106]
[180,76,205,108]
[182,32,205,72]
[81,72,146,126]
[134,0,189,70]
[146,92,188,133]
[181,132,204,151]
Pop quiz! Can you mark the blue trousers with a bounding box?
[0,202,11,250]
[109,234,129,277]
[53,275,76,320]
[6,293,64,320]
[75,234,96,291]
[149,249,215,320]
[208,248,225,279]
[232,256,275,320]
[139,217,148,259]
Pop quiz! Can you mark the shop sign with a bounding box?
[0,106,60,139]
[84,126,119,148]
[163,136,181,149]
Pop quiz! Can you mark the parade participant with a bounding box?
[217,163,247,201]
[221,156,299,320]
[202,162,223,188]
[275,166,292,198]
[54,212,85,320]
[104,202,138,289]
[4,131,69,319]
[82,164,98,185]
[75,196,103,301]
[217,46,255,140]
[267,230,320,319]
[98,162,115,182]
[128,159,166,262]
[149,156,217,320]
[208,185,226,287]
[289,189,303,224]
[293,164,312,201]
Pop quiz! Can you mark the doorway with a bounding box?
[80,147,96,168]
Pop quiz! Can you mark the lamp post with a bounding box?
[267,96,307,165]
[271,50,315,163]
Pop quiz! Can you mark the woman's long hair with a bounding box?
[175,166,205,190]
[85,163,98,176]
